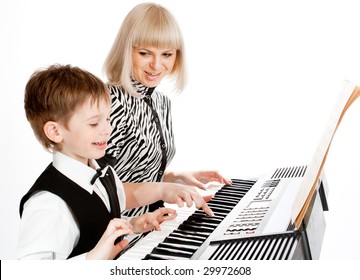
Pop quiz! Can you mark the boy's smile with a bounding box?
[58,98,112,165]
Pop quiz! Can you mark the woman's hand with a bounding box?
[165,170,232,190]
[159,183,214,216]
[130,207,177,233]
[86,218,133,260]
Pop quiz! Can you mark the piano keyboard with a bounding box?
[118,179,256,260]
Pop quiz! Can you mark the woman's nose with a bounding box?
[150,56,161,70]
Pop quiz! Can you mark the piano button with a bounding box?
[210,198,239,206]
[209,201,232,208]
[163,236,202,247]
[187,216,221,225]
[172,229,208,239]
[143,254,169,260]
[193,210,227,219]
[216,190,245,197]
[207,206,232,214]
[144,253,188,260]
[213,193,241,200]
[191,213,223,221]
[157,243,197,253]
[220,187,248,194]
[178,224,213,233]
[181,221,216,232]
[151,247,193,258]
[167,236,204,247]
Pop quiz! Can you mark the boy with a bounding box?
[17,64,213,260]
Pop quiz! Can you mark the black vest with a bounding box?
[19,163,112,258]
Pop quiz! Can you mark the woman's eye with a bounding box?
[90,123,98,127]
[163,53,173,58]
[139,51,148,56]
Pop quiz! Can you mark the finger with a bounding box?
[113,227,133,238]
[148,219,161,231]
[192,180,206,190]
[191,194,214,217]
[202,194,214,203]
[176,197,184,208]
[181,192,194,208]
[158,208,177,222]
[203,171,232,185]
[161,213,177,222]
[222,177,233,185]
[111,218,133,230]
[114,239,129,256]
[157,207,177,215]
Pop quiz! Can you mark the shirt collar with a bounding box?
[53,152,100,194]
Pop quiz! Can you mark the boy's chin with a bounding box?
[93,151,106,160]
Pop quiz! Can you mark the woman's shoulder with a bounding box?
[107,84,122,96]
[107,84,129,102]
[153,89,172,105]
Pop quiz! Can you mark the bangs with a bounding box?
[132,9,183,50]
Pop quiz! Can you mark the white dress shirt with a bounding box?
[16,152,126,260]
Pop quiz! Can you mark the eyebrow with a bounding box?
[84,110,111,122]
[135,47,176,53]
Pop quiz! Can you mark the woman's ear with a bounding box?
[43,121,63,143]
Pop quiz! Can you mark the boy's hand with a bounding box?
[86,218,133,260]
[130,207,177,233]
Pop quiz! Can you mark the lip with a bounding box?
[92,141,107,149]
[144,71,161,80]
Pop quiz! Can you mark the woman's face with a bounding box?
[132,46,177,88]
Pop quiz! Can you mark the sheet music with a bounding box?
[292,81,360,228]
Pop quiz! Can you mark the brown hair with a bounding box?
[24,64,110,152]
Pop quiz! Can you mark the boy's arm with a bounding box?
[16,191,80,260]
[123,182,214,216]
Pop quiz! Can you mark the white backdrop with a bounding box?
[1,0,360,260]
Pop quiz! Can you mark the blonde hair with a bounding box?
[24,64,110,152]
[104,2,187,97]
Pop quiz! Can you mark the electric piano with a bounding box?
[118,165,329,260]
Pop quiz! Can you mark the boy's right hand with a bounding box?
[86,218,134,260]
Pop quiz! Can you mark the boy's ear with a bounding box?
[43,121,63,143]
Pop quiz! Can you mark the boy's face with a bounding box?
[58,98,112,165]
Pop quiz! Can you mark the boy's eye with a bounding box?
[90,123,98,127]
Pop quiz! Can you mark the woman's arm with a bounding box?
[123,182,214,216]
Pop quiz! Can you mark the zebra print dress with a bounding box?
[103,80,176,247]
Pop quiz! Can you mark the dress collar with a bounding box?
[131,78,156,96]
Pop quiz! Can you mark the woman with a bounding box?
[99,2,231,248]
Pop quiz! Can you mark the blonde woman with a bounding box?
[99,2,231,249]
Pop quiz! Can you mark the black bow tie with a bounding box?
[90,166,121,218]
[89,165,123,252]
[90,168,105,185]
